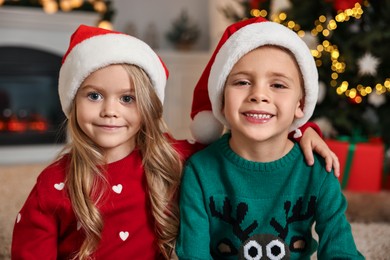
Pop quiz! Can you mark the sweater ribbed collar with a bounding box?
[218,133,301,172]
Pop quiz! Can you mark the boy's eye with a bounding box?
[272,83,287,89]
[121,95,135,104]
[87,92,102,101]
[234,80,250,86]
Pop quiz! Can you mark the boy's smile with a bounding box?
[243,111,273,123]
[223,46,304,160]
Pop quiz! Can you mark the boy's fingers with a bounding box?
[324,150,340,177]
[325,155,333,173]
[302,143,315,166]
[331,151,341,178]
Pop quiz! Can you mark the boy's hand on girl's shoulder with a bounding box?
[300,127,340,178]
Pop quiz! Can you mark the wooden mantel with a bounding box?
[0,6,99,55]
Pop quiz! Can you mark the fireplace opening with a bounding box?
[0,46,66,146]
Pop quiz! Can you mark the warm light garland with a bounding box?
[251,2,389,103]
[0,0,113,28]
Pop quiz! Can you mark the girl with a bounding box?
[12,25,338,259]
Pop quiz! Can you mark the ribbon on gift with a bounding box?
[336,132,368,189]
[340,142,355,189]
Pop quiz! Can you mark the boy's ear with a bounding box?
[295,98,305,119]
[221,94,226,116]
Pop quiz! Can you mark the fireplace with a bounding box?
[0,46,66,146]
[0,6,99,164]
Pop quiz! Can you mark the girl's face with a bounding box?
[223,46,304,145]
[75,64,142,163]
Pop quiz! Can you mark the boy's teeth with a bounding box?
[246,113,271,119]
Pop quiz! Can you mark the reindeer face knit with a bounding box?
[176,134,364,260]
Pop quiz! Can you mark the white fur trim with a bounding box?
[190,111,224,144]
[208,21,318,132]
[58,33,166,117]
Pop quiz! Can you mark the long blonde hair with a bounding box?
[61,64,183,259]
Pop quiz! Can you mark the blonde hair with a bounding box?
[61,64,182,259]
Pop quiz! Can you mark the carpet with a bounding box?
[1,164,389,259]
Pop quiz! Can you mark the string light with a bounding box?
[251,8,267,18]
[251,2,388,101]
[1,0,113,28]
[93,0,107,13]
[98,20,113,30]
[42,0,59,14]
[70,0,83,8]
[59,0,72,12]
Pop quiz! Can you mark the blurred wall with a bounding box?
[112,0,210,51]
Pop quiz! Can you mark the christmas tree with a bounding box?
[166,9,200,50]
[222,0,390,148]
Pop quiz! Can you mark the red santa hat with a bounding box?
[190,17,319,144]
[59,24,168,117]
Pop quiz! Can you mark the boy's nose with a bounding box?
[249,85,269,103]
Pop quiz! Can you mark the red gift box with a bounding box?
[325,139,384,192]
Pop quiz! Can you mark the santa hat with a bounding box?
[59,24,168,117]
[190,17,319,144]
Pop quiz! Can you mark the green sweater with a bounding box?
[176,133,363,260]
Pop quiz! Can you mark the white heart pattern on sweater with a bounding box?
[16,213,21,223]
[112,184,123,194]
[119,231,129,241]
[54,182,65,190]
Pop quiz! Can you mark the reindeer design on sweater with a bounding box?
[209,195,317,259]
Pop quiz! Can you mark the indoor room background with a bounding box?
[0,0,389,259]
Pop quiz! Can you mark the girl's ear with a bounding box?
[295,98,305,119]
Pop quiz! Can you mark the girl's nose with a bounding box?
[100,99,118,117]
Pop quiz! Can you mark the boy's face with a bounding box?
[75,64,142,163]
[222,46,304,143]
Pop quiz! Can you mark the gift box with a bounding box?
[325,138,385,192]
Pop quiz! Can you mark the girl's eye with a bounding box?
[87,92,102,101]
[121,95,135,104]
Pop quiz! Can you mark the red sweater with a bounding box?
[11,139,201,260]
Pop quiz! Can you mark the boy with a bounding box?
[176,17,363,259]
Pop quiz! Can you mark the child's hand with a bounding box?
[300,127,340,177]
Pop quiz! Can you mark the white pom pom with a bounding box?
[190,111,224,144]
[317,81,327,104]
